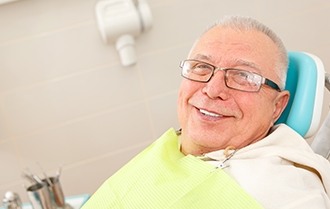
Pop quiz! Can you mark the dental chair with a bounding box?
[276,51,330,159]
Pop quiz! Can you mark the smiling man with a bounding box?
[178,18,289,156]
[82,16,330,209]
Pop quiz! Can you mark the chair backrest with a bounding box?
[276,51,325,138]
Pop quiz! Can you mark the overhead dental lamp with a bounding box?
[95,0,153,66]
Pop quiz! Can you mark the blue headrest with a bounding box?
[276,51,324,138]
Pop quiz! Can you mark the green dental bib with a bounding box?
[82,128,264,209]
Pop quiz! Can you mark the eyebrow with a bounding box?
[192,54,212,61]
[191,54,262,72]
[234,59,261,72]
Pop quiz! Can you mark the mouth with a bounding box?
[198,108,222,118]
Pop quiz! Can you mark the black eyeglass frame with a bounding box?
[179,59,282,92]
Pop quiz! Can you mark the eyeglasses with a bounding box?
[179,59,281,92]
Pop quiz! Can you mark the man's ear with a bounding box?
[273,90,290,122]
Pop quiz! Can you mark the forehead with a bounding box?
[189,27,279,73]
[193,53,262,72]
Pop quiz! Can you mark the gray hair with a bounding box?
[200,16,288,89]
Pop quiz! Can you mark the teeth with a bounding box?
[199,109,220,117]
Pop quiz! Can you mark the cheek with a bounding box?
[178,80,198,104]
[177,81,201,123]
[177,82,189,124]
[239,95,274,123]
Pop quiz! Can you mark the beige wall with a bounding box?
[0,0,330,202]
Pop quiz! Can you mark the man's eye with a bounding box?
[231,70,258,84]
[192,64,212,75]
[240,72,252,80]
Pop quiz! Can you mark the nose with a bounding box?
[202,70,230,100]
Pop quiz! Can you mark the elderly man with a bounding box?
[82,16,330,209]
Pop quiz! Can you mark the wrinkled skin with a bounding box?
[177,26,290,156]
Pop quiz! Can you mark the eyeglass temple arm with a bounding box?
[325,72,330,92]
[264,78,281,92]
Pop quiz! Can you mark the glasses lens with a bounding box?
[181,60,213,82]
[225,69,262,92]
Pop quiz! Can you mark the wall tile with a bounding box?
[1,64,145,137]
[0,0,96,43]
[148,91,180,138]
[15,101,154,171]
[0,117,10,142]
[0,23,119,93]
[255,0,330,19]
[0,141,21,185]
[138,46,187,98]
[274,10,329,45]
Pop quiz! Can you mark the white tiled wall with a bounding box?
[0,0,330,203]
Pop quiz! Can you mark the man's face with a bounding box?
[177,27,289,155]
